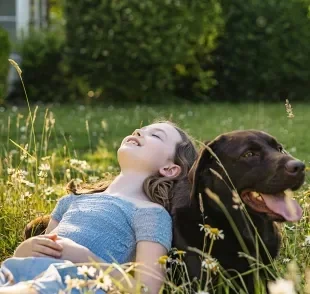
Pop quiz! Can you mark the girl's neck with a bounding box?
[104,171,150,201]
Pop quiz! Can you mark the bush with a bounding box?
[12,29,73,103]
[0,28,10,104]
[64,0,223,102]
[211,0,310,101]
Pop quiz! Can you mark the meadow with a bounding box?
[0,101,309,293]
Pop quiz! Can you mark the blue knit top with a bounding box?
[50,193,172,264]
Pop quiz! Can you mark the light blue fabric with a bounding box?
[0,193,172,293]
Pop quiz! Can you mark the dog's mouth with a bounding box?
[240,190,302,222]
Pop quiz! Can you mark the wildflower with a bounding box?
[21,180,36,188]
[196,291,210,294]
[201,256,219,273]
[11,169,28,182]
[70,159,90,170]
[77,265,97,278]
[20,152,27,161]
[20,191,32,201]
[93,270,113,291]
[199,224,224,240]
[158,255,169,265]
[176,250,186,258]
[199,224,211,232]
[7,168,15,175]
[44,187,55,196]
[39,163,50,171]
[38,171,48,179]
[285,99,294,119]
[64,275,84,290]
[302,235,310,247]
[283,258,291,264]
[268,278,296,294]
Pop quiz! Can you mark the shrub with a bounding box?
[64,0,223,102]
[11,29,72,103]
[0,28,10,104]
[211,0,310,101]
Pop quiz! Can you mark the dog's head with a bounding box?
[190,130,305,223]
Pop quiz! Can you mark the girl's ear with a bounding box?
[159,164,181,178]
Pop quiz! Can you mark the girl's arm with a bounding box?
[45,217,59,234]
[81,241,166,293]
[135,240,167,294]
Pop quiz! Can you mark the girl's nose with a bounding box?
[133,129,142,136]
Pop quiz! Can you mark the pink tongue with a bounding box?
[261,193,303,222]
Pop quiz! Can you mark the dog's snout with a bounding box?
[285,160,305,174]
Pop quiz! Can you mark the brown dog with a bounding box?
[172,130,305,292]
[23,215,50,240]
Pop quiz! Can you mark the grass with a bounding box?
[0,101,309,293]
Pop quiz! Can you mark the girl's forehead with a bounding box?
[142,123,172,131]
[143,123,182,142]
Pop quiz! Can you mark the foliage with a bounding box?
[0,27,10,104]
[211,0,310,101]
[11,29,73,103]
[64,0,223,102]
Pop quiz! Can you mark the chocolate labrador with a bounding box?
[172,130,305,293]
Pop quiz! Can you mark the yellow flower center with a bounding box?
[158,255,168,265]
[210,228,220,235]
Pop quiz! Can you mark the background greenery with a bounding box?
[5,0,310,103]
[0,27,10,104]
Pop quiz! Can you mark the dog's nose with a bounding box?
[285,160,305,174]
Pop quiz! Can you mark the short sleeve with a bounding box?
[133,207,172,252]
[50,194,74,222]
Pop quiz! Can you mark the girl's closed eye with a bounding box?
[152,134,161,139]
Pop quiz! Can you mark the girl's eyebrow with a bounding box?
[141,127,167,139]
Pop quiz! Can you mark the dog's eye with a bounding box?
[278,146,286,154]
[243,151,255,158]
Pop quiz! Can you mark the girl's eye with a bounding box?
[152,134,161,139]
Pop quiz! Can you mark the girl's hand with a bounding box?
[14,234,63,258]
[54,237,90,263]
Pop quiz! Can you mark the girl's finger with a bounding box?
[34,245,62,258]
[37,238,63,251]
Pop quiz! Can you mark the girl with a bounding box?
[0,121,197,294]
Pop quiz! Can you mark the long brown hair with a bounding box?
[66,121,198,212]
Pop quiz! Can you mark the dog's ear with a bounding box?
[189,145,214,200]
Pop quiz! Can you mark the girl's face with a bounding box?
[118,123,182,175]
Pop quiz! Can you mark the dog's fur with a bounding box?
[172,130,305,292]
[23,215,50,240]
